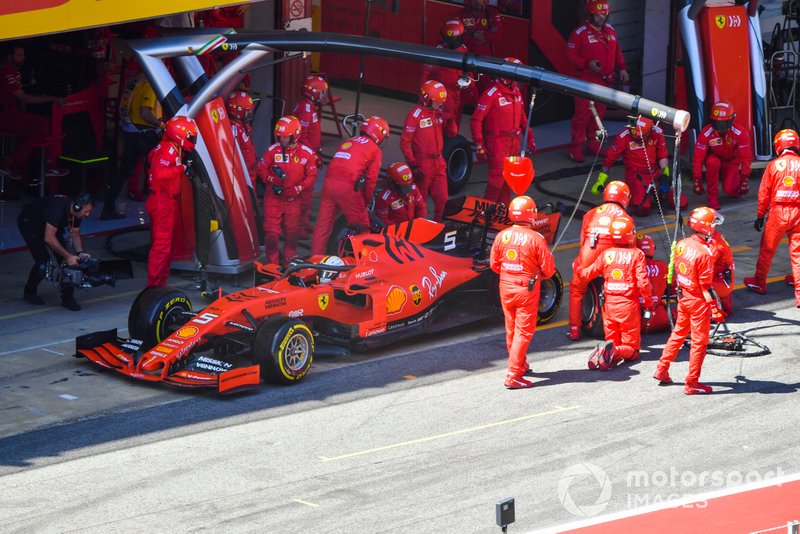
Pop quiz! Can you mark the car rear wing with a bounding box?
[444,196,561,245]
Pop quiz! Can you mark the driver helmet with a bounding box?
[318,255,345,284]
[508,195,536,224]
[688,206,724,237]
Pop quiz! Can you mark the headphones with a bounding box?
[72,194,92,213]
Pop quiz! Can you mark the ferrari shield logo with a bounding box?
[318,294,329,311]
[776,160,787,172]
[605,251,614,264]
[501,232,511,244]
[715,15,725,29]
[410,284,422,305]
[212,109,219,123]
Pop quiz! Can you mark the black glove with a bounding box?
[754,217,765,232]
[354,176,366,192]
[272,165,287,180]
[272,185,284,196]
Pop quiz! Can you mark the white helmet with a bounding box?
[318,255,345,284]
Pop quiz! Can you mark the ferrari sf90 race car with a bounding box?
[74,196,563,394]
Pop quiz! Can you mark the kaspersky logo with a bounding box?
[0,0,67,16]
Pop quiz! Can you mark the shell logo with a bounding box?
[176,326,199,339]
[679,263,688,274]
[410,284,422,305]
[506,249,518,260]
[783,176,795,187]
[611,268,623,280]
[386,285,407,314]
[342,142,352,149]
[599,216,611,226]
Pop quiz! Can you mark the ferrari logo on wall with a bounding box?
[715,15,725,29]
[318,294,329,311]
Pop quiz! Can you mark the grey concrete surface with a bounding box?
[1,84,799,533]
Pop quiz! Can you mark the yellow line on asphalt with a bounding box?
[730,245,750,253]
[318,405,580,462]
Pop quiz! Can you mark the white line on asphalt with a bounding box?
[318,405,580,462]
[59,394,77,400]
[42,348,64,356]
[292,499,320,508]
[0,328,128,357]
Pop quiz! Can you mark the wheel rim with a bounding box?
[448,147,469,186]
[539,278,557,314]
[159,306,187,341]
[284,333,311,373]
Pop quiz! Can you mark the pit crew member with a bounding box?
[375,162,425,225]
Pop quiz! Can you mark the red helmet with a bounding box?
[610,217,635,246]
[274,115,302,140]
[420,80,448,107]
[688,206,724,236]
[441,18,465,49]
[710,101,735,134]
[587,1,610,16]
[165,116,198,151]
[636,233,656,258]
[301,74,329,104]
[628,116,653,140]
[226,91,254,122]
[498,57,522,87]
[603,180,631,209]
[773,128,800,155]
[362,116,390,145]
[508,195,536,225]
[387,162,414,193]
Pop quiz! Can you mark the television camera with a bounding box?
[46,257,133,289]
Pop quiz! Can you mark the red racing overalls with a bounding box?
[311,135,382,255]
[145,140,187,287]
[753,151,800,306]
[708,231,735,315]
[374,184,426,225]
[257,142,318,265]
[566,22,626,153]
[693,123,752,208]
[490,224,556,380]
[292,95,324,234]
[421,43,475,133]
[470,82,532,206]
[231,118,257,179]
[580,246,652,360]
[401,104,456,221]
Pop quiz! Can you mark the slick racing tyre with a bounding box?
[581,277,605,339]
[537,269,563,324]
[253,319,314,385]
[444,134,473,194]
[128,286,193,350]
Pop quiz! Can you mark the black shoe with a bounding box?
[23,292,45,305]
[100,211,126,220]
[61,296,81,311]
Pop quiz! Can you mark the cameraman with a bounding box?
[17,194,94,311]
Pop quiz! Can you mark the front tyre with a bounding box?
[537,270,563,324]
[128,286,193,350]
[253,319,314,385]
[581,277,605,339]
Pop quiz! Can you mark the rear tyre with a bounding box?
[537,270,563,324]
[581,277,605,339]
[253,319,314,385]
[128,286,193,350]
[444,135,473,194]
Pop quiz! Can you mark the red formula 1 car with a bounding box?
[74,196,564,393]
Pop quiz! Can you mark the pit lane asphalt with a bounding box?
[1,152,799,533]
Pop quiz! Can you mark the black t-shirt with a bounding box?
[21,195,82,237]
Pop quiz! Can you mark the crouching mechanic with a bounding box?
[146,116,197,287]
[593,116,685,217]
[580,217,652,369]
[257,116,318,265]
[744,128,800,307]
[490,196,556,389]
[655,207,726,395]
[375,162,426,226]
[636,233,673,333]
[568,180,633,340]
